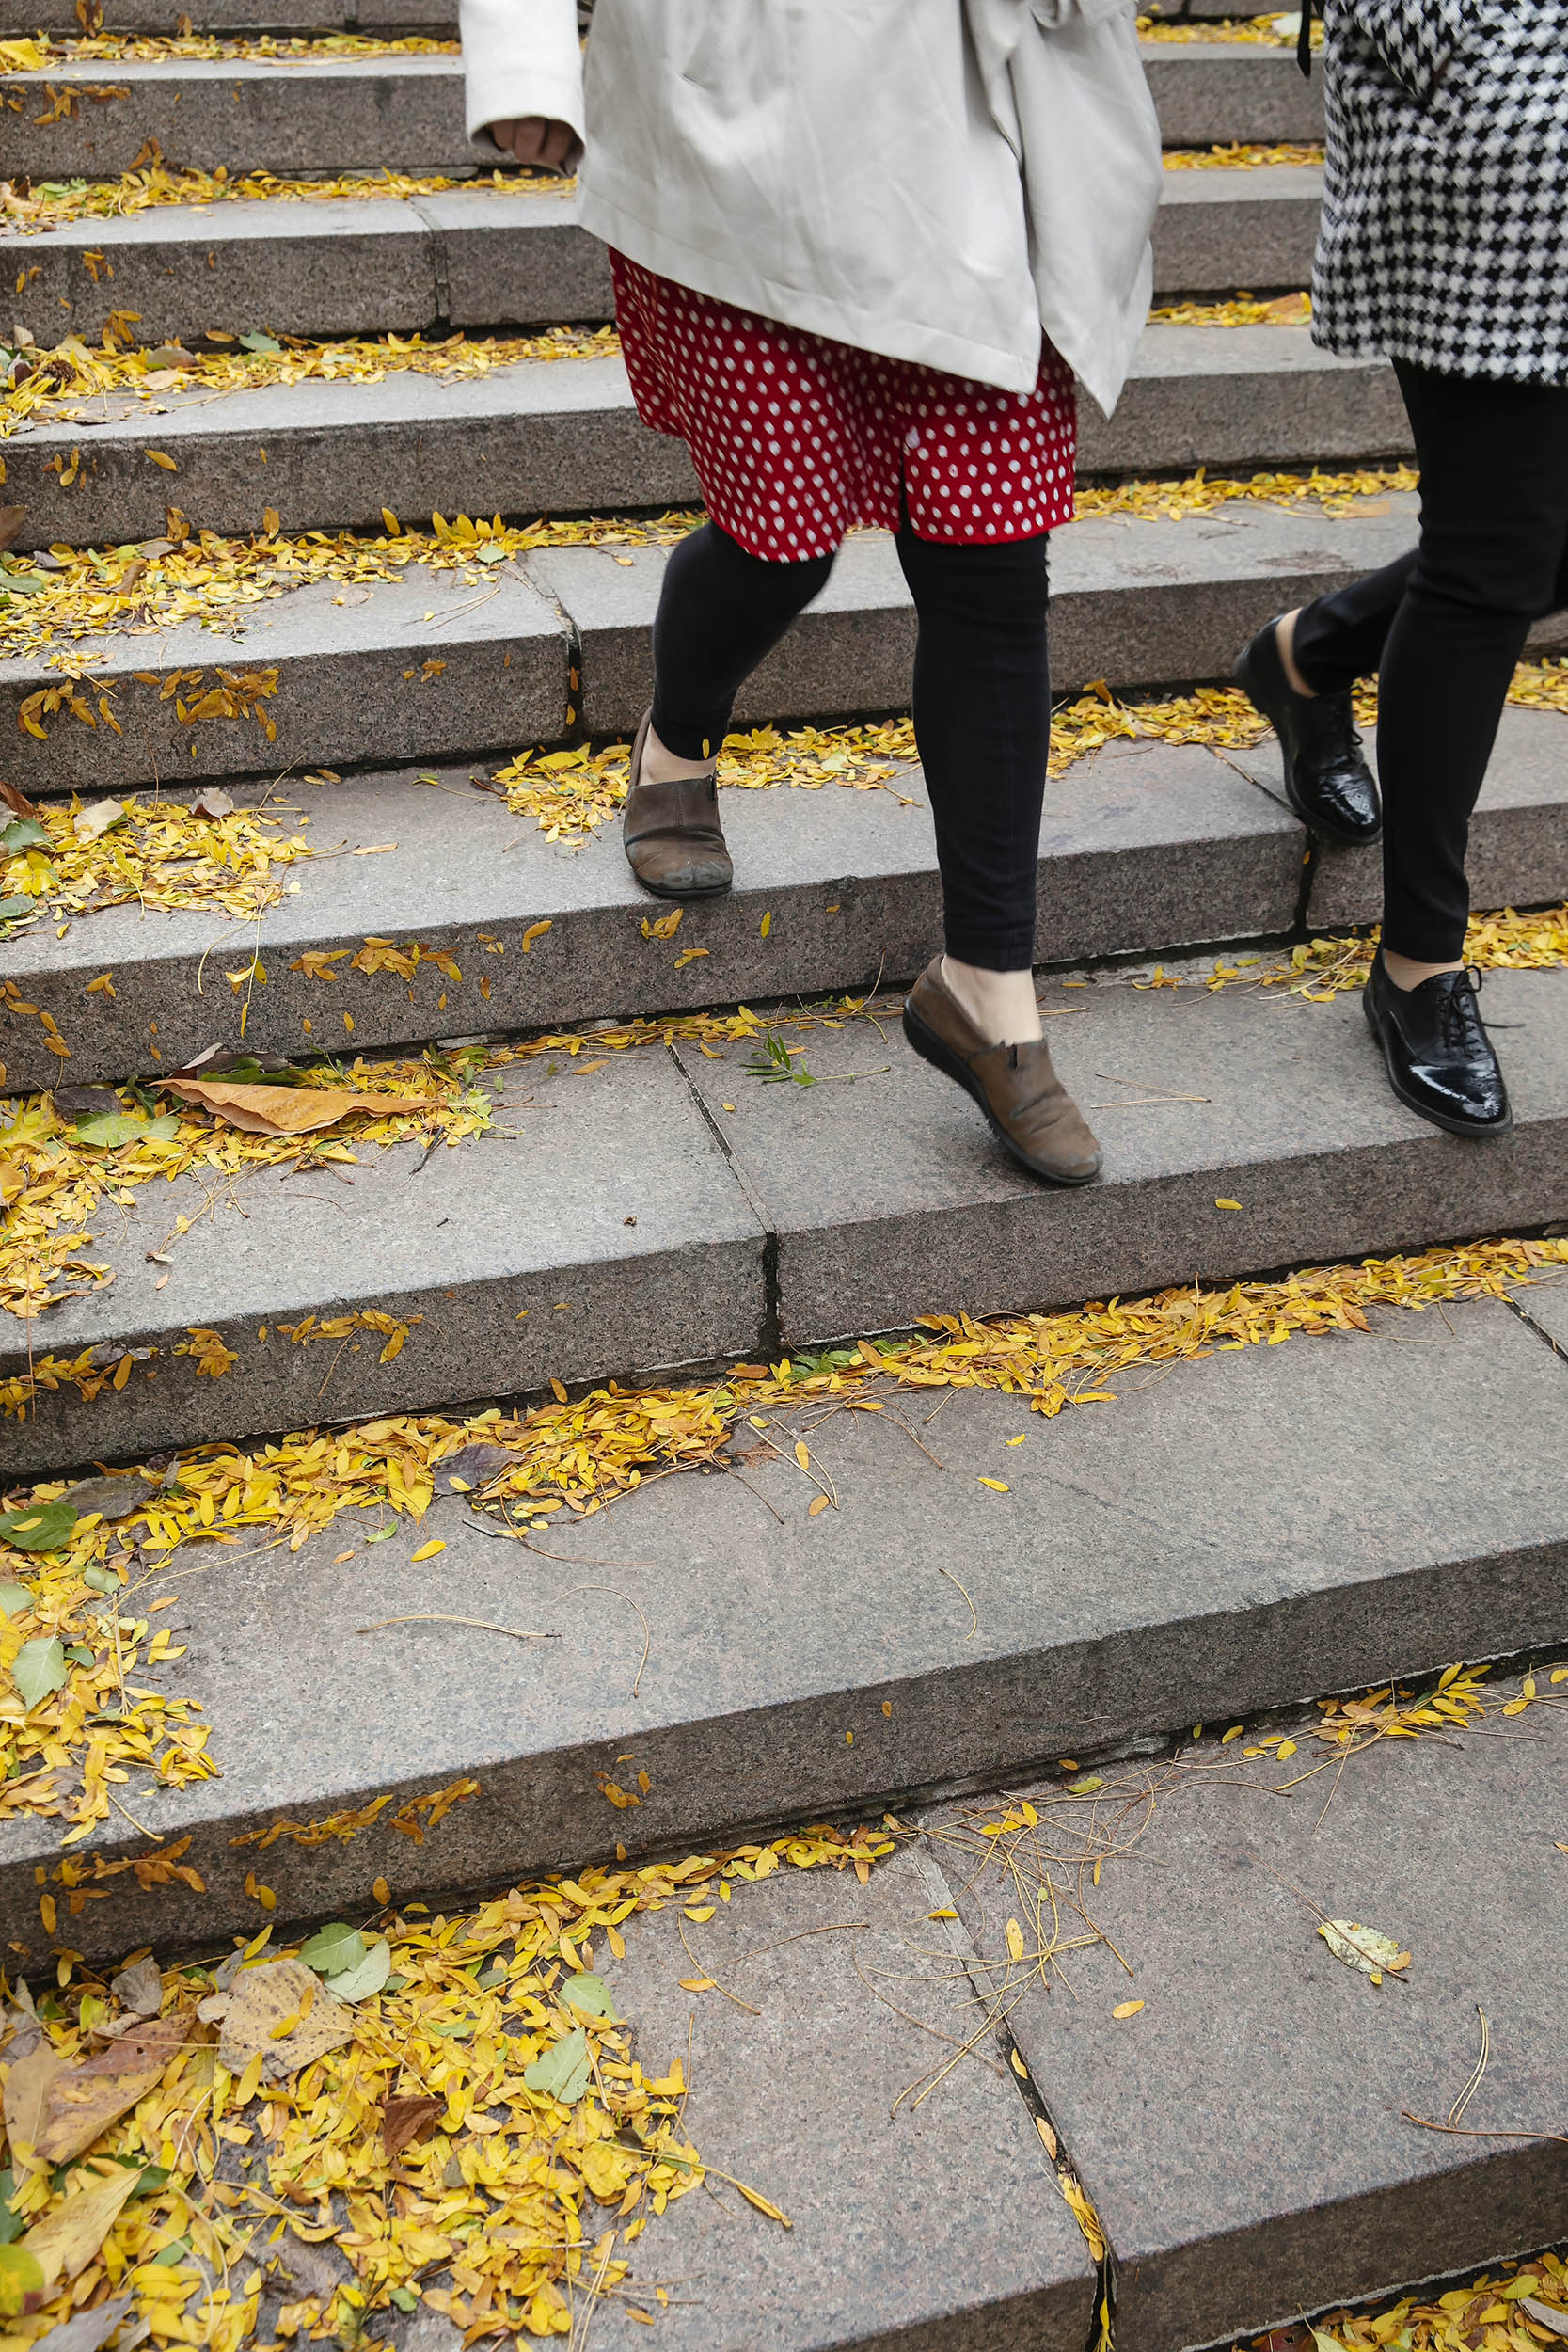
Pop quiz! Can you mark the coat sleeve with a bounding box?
[458,0,584,146]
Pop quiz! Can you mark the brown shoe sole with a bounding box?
[902,1001,1101,1186]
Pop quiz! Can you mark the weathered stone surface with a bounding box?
[0,56,474,179]
[1153,163,1322,294]
[528,534,921,737]
[1139,42,1326,145]
[14,0,437,24]
[572,1851,1096,2352]
[1079,326,1409,477]
[6,497,1509,800]
[1261,707,1568,930]
[5,330,1414,555]
[0,357,698,550]
[7,197,440,345]
[1513,1268,1568,1353]
[3,1297,1566,1963]
[424,186,617,326]
[928,1692,1568,2349]
[0,1046,766,1478]
[0,560,569,794]
[0,46,1321,184]
[0,740,1303,1091]
[5,173,1318,348]
[675,963,1568,1344]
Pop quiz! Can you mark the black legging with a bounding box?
[1291,360,1568,962]
[650,519,1051,970]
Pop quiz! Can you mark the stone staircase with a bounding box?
[3,15,1567,2351]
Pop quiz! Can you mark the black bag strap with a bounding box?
[1298,0,1316,76]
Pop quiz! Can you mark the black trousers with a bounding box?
[650,519,1051,971]
[1291,359,1568,962]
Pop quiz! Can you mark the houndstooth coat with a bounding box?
[1311,0,1568,385]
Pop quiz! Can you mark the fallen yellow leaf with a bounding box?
[410,1538,445,1562]
[1112,1999,1144,2020]
[978,1477,1009,1492]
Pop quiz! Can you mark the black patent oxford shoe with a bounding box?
[1363,951,1512,1136]
[1234,616,1383,848]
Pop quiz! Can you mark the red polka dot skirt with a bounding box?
[610,250,1077,563]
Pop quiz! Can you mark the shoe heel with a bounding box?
[902,1003,985,1114]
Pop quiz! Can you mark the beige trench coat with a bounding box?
[458,0,1161,414]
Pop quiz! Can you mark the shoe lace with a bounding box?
[1439,966,1489,1057]
[1312,695,1365,764]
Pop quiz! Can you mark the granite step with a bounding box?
[2,1272,1565,1981]
[5,168,1322,346]
[0,739,1308,1091]
[7,706,1568,1097]
[2,496,1496,797]
[0,329,1413,555]
[4,0,455,28]
[1,44,1320,181]
[926,1667,1568,2352]
[7,956,1568,1479]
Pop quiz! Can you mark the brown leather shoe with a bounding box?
[621,707,733,898]
[902,955,1101,1184]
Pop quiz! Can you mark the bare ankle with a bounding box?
[1381,948,1465,993]
[941,957,1043,1046]
[641,721,717,786]
[1275,609,1316,699]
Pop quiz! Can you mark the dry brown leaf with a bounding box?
[0,507,27,554]
[0,2026,65,2169]
[34,2010,184,2162]
[108,1956,163,2018]
[23,2162,142,2287]
[382,2092,443,2164]
[191,787,234,818]
[0,780,40,819]
[218,1957,352,2081]
[161,1079,429,1136]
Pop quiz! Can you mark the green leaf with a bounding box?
[296,1922,366,1978]
[388,2288,419,2313]
[0,573,48,596]
[561,1973,619,2022]
[0,897,36,920]
[237,332,281,353]
[13,1636,68,1708]
[150,2237,191,2268]
[82,1565,120,1595]
[0,1582,32,1617]
[1066,1775,1103,1795]
[71,1112,178,1150]
[0,1501,80,1553]
[64,1644,95,1666]
[323,1939,391,2003]
[522,2026,590,2106]
[0,2168,20,2246]
[0,818,51,850]
[0,2241,44,2316]
[380,1973,408,1995]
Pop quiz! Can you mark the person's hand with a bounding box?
[487,116,581,169]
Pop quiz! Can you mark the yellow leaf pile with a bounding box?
[0,1053,493,1322]
[1,160,571,237]
[1,327,619,435]
[1303,2260,1568,2352]
[6,29,458,61]
[1148,292,1311,326]
[1073,461,1418,523]
[494,718,922,844]
[0,792,309,932]
[0,1553,215,1837]
[1163,141,1324,169]
[1196,898,1568,1001]
[0,1828,892,2348]
[1136,11,1323,43]
[0,510,699,668]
